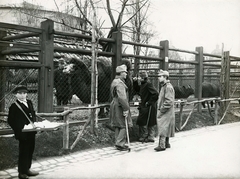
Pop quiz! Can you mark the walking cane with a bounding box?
[125,115,131,152]
[143,105,152,143]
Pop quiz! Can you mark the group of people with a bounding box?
[110,64,175,152]
[7,64,174,179]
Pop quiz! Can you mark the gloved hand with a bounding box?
[123,111,129,117]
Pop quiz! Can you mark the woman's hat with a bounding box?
[13,85,28,93]
[116,65,127,73]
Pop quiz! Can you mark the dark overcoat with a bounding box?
[7,99,37,140]
[133,80,159,126]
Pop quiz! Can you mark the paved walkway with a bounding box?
[1,122,240,179]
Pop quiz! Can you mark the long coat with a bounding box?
[7,99,37,140]
[157,80,175,137]
[110,77,132,128]
[133,80,159,126]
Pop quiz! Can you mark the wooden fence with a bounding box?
[1,19,240,150]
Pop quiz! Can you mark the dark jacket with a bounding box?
[133,80,159,126]
[7,99,37,140]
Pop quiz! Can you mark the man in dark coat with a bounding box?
[7,85,39,179]
[54,58,71,105]
[133,71,159,142]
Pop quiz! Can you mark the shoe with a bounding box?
[27,170,39,176]
[147,138,155,143]
[154,146,166,152]
[166,143,171,148]
[18,173,29,179]
[115,145,129,151]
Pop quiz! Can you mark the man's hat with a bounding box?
[13,85,28,93]
[158,69,169,77]
[139,71,148,78]
[116,65,127,73]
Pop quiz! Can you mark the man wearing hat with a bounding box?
[8,85,39,179]
[110,65,133,151]
[155,70,175,152]
[133,71,159,142]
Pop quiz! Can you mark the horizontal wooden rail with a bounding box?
[54,30,114,44]
[1,48,39,55]
[0,22,42,33]
[203,52,221,58]
[122,40,163,50]
[0,60,43,68]
[2,32,40,41]
[169,59,198,65]
[230,56,240,61]
[169,47,198,55]
[122,53,163,61]
[0,41,40,50]
[54,47,114,57]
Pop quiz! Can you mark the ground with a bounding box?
[0,103,239,171]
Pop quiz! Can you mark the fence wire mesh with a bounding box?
[0,67,39,113]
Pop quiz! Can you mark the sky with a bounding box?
[0,0,240,56]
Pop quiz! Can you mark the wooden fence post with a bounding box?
[62,110,69,150]
[159,40,169,70]
[0,30,7,112]
[111,31,122,80]
[220,51,230,115]
[195,47,203,113]
[38,20,54,113]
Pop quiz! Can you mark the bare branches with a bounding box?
[106,0,116,27]
[116,0,129,28]
[74,0,92,26]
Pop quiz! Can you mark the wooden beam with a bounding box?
[160,40,169,70]
[54,47,114,57]
[0,22,42,33]
[2,32,39,41]
[0,30,7,112]
[195,47,204,113]
[111,31,122,79]
[169,47,198,55]
[0,60,42,68]
[1,48,39,55]
[38,20,54,113]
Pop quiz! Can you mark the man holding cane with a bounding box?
[110,64,133,151]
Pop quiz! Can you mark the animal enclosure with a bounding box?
[0,19,240,115]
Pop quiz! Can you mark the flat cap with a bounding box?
[13,85,28,93]
[116,65,127,73]
[158,69,169,77]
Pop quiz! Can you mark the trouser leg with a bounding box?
[159,136,166,149]
[139,125,148,140]
[147,126,155,140]
[165,137,171,148]
[18,138,35,174]
[27,137,35,170]
[115,127,126,147]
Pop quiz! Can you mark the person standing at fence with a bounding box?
[155,70,175,152]
[110,64,133,151]
[7,85,39,179]
[54,58,71,105]
[133,71,159,142]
